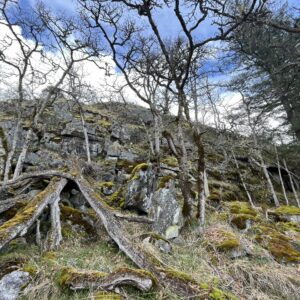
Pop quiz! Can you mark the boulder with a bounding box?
[124,164,155,214]
[150,181,183,239]
[0,270,30,300]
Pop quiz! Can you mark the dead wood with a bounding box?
[0,177,67,250]
[59,267,154,292]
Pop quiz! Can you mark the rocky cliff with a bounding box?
[0,99,299,300]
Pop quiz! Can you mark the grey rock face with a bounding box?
[0,270,30,300]
[150,182,183,239]
[124,166,155,214]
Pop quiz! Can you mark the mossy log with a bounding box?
[0,178,67,250]
[58,267,154,292]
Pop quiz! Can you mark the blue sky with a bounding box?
[19,0,299,42]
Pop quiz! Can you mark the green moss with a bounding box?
[254,225,300,262]
[205,227,240,251]
[199,281,239,300]
[161,156,178,167]
[229,201,257,216]
[97,181,114,189]
[158,174,176,189]
[230,214,257,230]
[42,251,57,260]
[23,262,38,276]
[158,268,198,285]
[277,222,300,233]
[210,288,238,300]
[57,267,106,287]
[275,205,300,215]
[116,159,136,173]
[129,163,149,181]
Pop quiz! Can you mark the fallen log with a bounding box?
[0,178,67,250]
[58,267,154,292]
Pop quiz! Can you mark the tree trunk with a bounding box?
[283,159,300,208]
[13,128,33,179]
[261,159,280,207]
[80,109,91,163]
[232,150,254,207]
[275,146,289,205]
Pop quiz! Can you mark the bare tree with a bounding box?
[12,3,95,178]
[0,0,44,182]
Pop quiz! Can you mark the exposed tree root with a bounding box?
[0,194,29,214]
[58,267,154,292]
[0,177,67,250]
[44,196,63,250]
[1,170,202,298]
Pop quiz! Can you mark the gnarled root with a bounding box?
[0,177,67,250]
[44,196,63,251]
[58,267,154,292]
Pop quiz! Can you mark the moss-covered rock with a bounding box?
[254,225,300,263]
[228,202,258,230]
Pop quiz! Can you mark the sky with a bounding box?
[1,0,299,129]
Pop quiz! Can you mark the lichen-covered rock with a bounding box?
[124,163,155,213]
[150,181,183,239]
[0,270,30,300]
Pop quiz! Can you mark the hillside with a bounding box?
[0,99,300,300]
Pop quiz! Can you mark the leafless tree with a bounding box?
[12,3,96,178]
[0,0,44,182]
